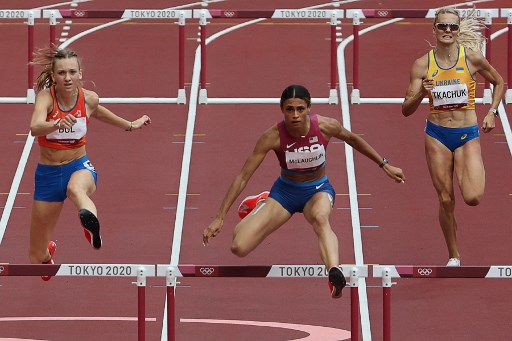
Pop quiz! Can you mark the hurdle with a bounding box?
[192,9,343,105]
[374,265,512,341]
[345,8,502,105]
[158,264,367,341]
[504,8,512,104]
[0,9,41,104]
[40,9,192,104]
[0,263,155,341]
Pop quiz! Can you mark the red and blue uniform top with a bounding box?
[275,114,328,174]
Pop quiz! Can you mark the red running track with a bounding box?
[1,0,511,340]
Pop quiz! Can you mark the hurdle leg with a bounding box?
[482,11,493,104]
[382,267,392,341]
[351,14,361,104]
[350,267,359,340]
[177,12,187,104]
[507,12,512,104]
[198,11,208,104]
[27,11,35,104]
[166,268,177,341]
[136,267,147,341]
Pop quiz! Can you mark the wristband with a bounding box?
[379,158,388,168]
[489,108,498,117]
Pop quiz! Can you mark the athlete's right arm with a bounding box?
[203,127,278,245]
[402,55,429,117]
[30,90,57,136]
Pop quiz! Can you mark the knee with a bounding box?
[463,194,482,207]
[438,194,455,211]
[310,213,331,233]
[230,242,250,258]
[66,182,81,200]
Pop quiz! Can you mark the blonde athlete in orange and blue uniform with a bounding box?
[402,8,504,266]
[203,84,406,298]
[29,46,151,280]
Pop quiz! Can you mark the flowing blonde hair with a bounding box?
[31,45,81,92]
[434,7,486,52]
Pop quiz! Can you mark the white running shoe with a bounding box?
[446,258,460,267]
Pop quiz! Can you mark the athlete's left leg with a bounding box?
[454,138,485,206]
[66,169,97,214]
[303,192,338,269]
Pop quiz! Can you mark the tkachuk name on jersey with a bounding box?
[432,88,467,99]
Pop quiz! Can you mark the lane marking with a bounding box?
[181,319,351,340]
[0,317,157,322]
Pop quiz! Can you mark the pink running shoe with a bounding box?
[41,241,57,281]
[238,191,270,219]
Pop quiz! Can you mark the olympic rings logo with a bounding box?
[417,268,433,276]
[223,11,235,17]
[377,10,389,17]
[73,10,86,17]
[199,267,215,276]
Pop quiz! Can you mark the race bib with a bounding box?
[431,83,469,110]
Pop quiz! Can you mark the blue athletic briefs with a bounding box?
[34,155,97,202]
[425,120,479,152]
[268,176,335,214]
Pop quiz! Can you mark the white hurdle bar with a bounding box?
[0,263,155,341]
[192,9,343,105]
[158,264,367,341]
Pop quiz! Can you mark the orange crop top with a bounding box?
[38,86,89,150]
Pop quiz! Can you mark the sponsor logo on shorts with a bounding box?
[460,134,467,140]
[315,183,325,190]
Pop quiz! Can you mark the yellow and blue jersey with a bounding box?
[427,45,476,113]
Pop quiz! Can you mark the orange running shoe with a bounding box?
[41,241,57,281]
[328,267,346,299]
[238,191,270,219]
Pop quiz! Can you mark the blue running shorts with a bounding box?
[425,120,479,152]
[34,155,98,202]
[268,176,335,214]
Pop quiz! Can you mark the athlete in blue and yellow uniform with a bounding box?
[29,46,151,280]
[203,85,406,298]
[402,7,504,266]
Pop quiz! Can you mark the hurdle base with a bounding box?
[199,89,208,104]
[177,89,187,104]
[483,89,492,104]
[351,89,360,104]
[506,89,512,104]
[26,89,36,104]
[328,89,338,105]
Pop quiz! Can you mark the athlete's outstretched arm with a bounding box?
[203,127,277,245]
[322,116,406,183]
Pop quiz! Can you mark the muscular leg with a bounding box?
[29,200,64,263]
[231,197,291,257]
[66,170,97,214]
[454,138,485,206]
[303,192,338,269]
[425,135,459,260]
